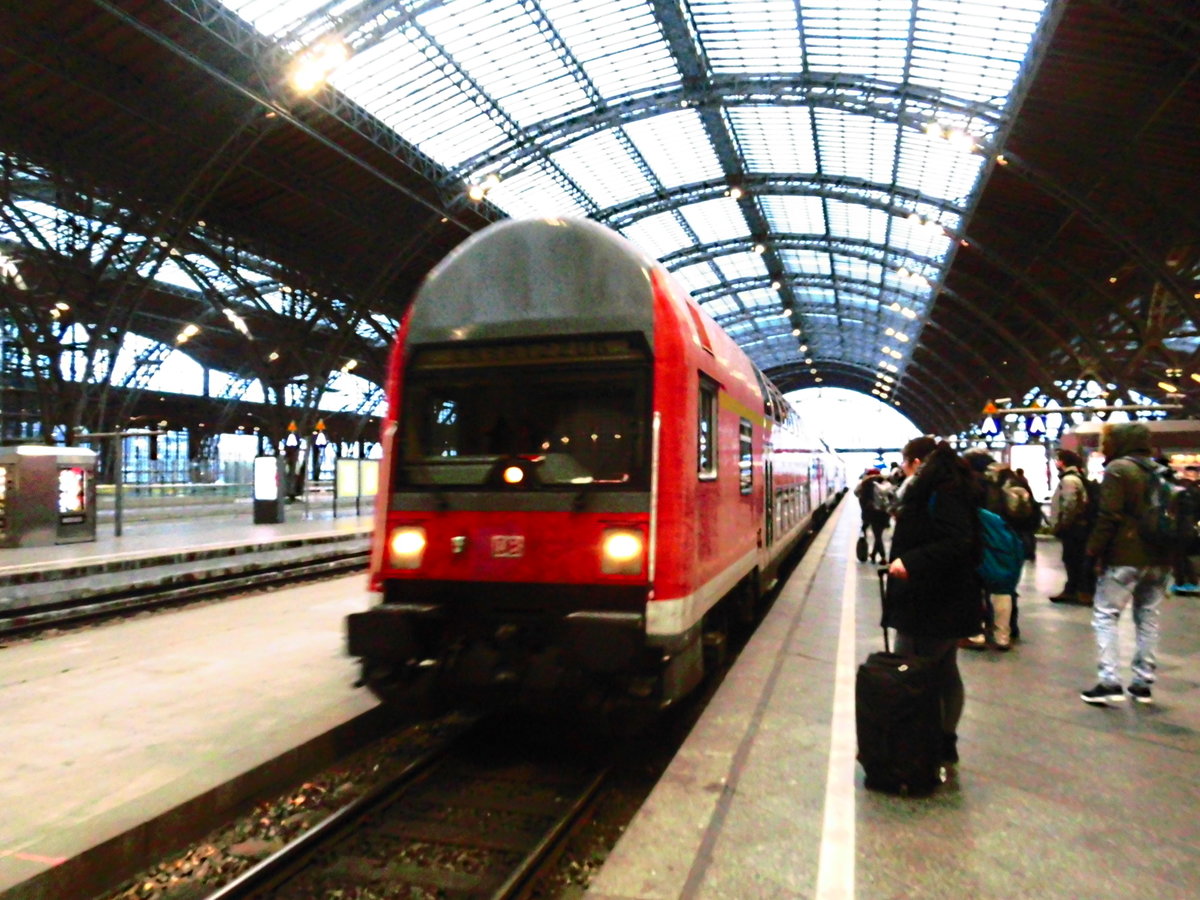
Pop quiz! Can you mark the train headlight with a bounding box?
[388,526,426,569]
[601,528,644,575]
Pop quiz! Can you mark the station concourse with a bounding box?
[1,497,1197,900]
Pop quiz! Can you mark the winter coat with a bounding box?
[884,447,984,639]
[1049,465,1088,535]
[1085,423,1173,568]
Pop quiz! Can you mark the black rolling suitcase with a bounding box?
[855,569,945,794]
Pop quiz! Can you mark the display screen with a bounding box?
[58,466,86,523]
[253,456,279,501]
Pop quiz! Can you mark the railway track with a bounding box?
[206,717,610,900]
[0,547,369,638]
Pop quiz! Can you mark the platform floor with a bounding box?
[0,573,380,900]
[590,500,1200,900]
[0,510,373,579]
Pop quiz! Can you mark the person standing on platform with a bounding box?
[885,436,983,764]
[1048,449,1094,605]
[961,449,1027,650]
[1080,423,1172,706]
[854,467,892,564]
[1174,466,1200,593]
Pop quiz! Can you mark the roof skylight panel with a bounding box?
[485,162,590,218]
[800,0,910,78]
[715,252,770,283]
[825,201,890,246]
[221,0,331,38]
[678,197,752,246]
[541,0,678,98]
[622,110,724,187]
[698,294,742,318]
[813,111,897,186]
[670,260,725,295]
[552,131,655,208]
[761,197,828,238]
[728,108,818,172]
[424,4,589,128]
[778,249,832,277]
[690,0,803,74]
[833,257,883,284]
[337,33,509,164]
[793,286,837,309]
[736,287,783,311]
[620,214,695,262]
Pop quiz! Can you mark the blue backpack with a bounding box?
[976,507,1024,593]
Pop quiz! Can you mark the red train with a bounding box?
[348,218,844,716]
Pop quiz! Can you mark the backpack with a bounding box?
[1001,482,1033,523]
[1128,458,1200,550]
[976,507,1025,593]
[874,480,898,515]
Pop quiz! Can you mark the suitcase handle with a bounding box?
[876,566,891,653]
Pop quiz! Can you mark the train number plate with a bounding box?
[490,535,525,558]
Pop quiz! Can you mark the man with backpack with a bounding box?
[1080,423,1172,705]
[1049,449,1096,605]
[854,467,893,564]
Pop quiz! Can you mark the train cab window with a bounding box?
[738,418,753,494]
[394,345,650,491]
[698,378,717,480]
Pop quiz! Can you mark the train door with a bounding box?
[764,455,774,546]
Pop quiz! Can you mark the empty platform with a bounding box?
[589,499,1200,900]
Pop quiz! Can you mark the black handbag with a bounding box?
[855,530,869,562]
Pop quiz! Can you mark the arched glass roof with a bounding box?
[218,0,1049,399]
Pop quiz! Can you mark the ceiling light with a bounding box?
[729,186,744,200]
[754,243,766,255]
[895,333,909,343]
[792,329,800,336]
[1158,381,1179,393]
[467,183,486,202]
[289,37,350,94]
[1191,373,1200,384]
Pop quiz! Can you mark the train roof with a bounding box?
[408,218,658,349]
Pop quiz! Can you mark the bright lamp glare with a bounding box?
[604,531,641,562]
[389,528,426,568]
[503,466,524,484]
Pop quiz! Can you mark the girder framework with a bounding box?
[0,0,1195,441]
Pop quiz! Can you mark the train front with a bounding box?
[349,218,660,712]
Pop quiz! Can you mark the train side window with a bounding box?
[698,378,717,480]
[738,418,752,494]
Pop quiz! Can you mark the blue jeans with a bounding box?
[1092,565,1169,687]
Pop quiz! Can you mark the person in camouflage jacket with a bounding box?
[1080,422,1171,706]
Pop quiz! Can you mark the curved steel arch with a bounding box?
[444,73,1006,187]
[598,174,967,232]
[675,228,1115,395]
[769,360,953,435]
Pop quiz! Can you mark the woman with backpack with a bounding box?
[885,436,984,764]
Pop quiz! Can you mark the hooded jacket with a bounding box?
[885,445,984,638]
[1085,422,1173,567]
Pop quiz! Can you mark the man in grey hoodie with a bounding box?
[1080,422,1173,705]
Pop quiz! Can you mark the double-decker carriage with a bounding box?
[348,217,843,715]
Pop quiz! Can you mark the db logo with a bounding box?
[490,535,525,558]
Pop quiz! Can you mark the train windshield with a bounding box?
[395,353,650,490]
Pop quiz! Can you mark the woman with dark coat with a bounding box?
[886,436,984,763]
